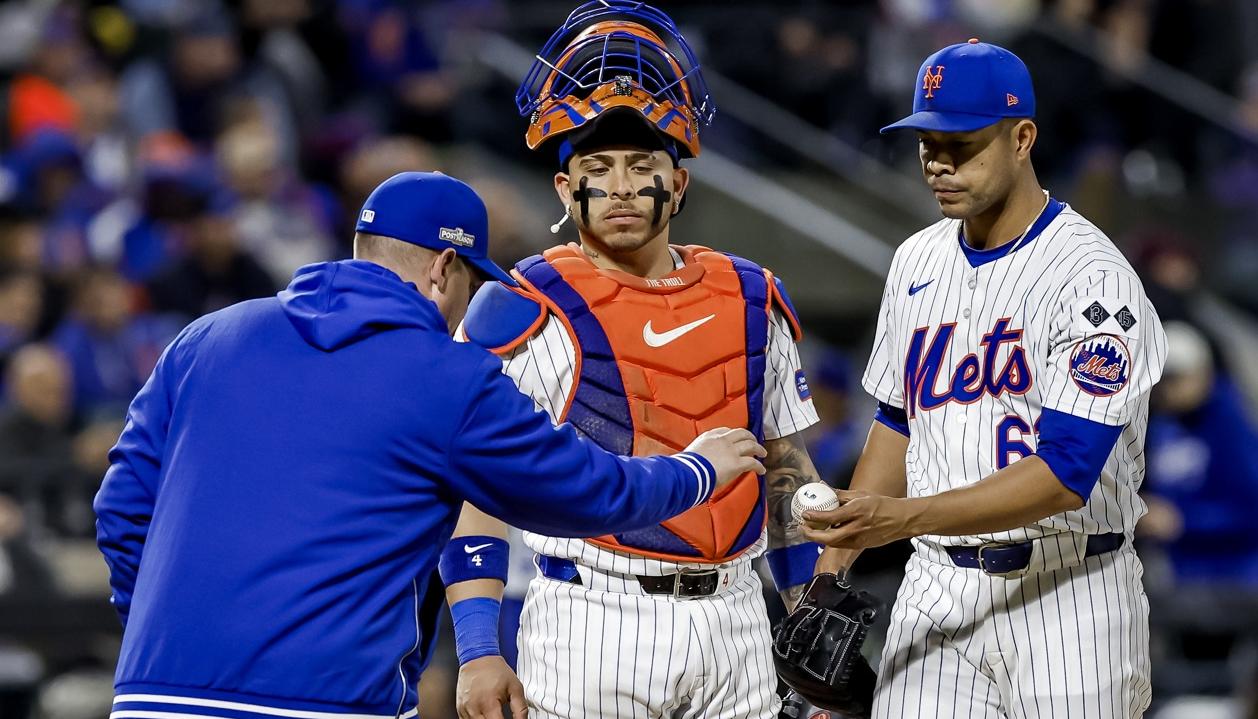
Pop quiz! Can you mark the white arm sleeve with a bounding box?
[762,310,821,440]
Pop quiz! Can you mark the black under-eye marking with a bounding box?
[638,174,672,226]
[571,176,607,225]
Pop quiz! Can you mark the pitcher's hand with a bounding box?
[802,489,915,549]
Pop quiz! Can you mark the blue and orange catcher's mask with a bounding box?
[516,1,715,162]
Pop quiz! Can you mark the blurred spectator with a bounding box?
[216,119,336,283]
[464,175,543,267]
[0,266,45,393]
[1010,1,1121,194]
[145,196,276,319]
[1142,321,1258,586]
[804,347,861,483]
[338,0,456,141]
[238,0,338,134]
[0,342,94,534]
[119,5,295,152]
[0,205,42,270]
[65,67,131,194]
[338,134,438,249]
[0,345,73,471]
[91,133,216,282]
[2,6,85,150]
[1135,232,1258,408]
[7,129,113,276]
[50,267,179,419]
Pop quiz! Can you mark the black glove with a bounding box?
[772,573,879,717]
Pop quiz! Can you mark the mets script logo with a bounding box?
[922,65,945,98]
[1070,336,1131,397]
[903,317,1031,418]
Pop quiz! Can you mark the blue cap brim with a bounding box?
[880,111,1005,134]
[467,256,518,287]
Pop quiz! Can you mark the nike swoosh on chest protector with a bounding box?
[642,314,717,347]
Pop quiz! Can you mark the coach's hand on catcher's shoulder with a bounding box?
[684,428,767,489]
[456,655,527,719]
[799,489,917,549]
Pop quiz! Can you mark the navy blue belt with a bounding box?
[944,533,1124,575]
[536,555,723,597]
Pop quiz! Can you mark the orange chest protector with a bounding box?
[511,245,786,562]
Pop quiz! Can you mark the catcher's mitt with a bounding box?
[772,573,879,717]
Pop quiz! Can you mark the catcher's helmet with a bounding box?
[517,1,715,160]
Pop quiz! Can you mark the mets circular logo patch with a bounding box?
[1070,336,1131,397]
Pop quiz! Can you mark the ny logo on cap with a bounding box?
[439,227,475,247]
[922,65,945,98]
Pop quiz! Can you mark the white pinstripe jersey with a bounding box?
[470,250,819,576]
[863,199,1167,544]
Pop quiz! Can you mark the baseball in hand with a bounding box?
[791,482,839,530]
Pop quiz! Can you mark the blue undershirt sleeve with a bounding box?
[1034,407,1124,502]
[873,402,910,437]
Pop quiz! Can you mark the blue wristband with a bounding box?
[450,597,501,664]
[766,542,823,591]
[439,536,509,586]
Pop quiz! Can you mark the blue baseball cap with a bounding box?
[355,171,516,286]
[880,39,1035,134]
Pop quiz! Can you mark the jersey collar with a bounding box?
[957,197,1065,268]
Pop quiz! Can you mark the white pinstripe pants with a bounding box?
[873,546,1151,719]
[517,572,780,718]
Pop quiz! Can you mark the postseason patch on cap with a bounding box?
[795,370,812,401]
[439,227,475,247]
[360,209,375,223]
[1069,336,1131,397]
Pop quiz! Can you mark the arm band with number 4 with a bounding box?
[438,535,509,586]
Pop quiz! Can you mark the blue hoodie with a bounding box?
[95,260,716,718]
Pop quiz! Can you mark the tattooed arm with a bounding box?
[764,431,825,611]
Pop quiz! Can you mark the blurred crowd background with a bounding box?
[0,0,1255,717]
